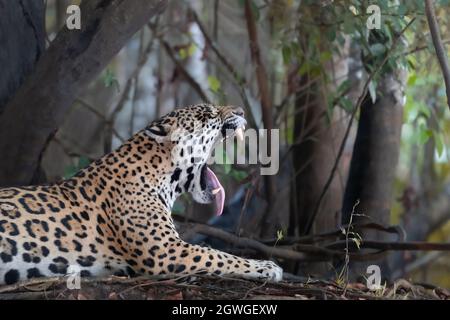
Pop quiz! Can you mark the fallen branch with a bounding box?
[183,219,450,264]
[1,272,447,300]
[260,222,405,245]
[326,240,450,251]
[391,251,444,279]
[186,223,321,261]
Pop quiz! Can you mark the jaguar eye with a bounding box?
[231,107,245,117]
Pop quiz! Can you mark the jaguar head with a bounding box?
[145,104,246,215]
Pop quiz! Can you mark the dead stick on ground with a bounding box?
[326,240,450,251]
[425,0,450,111]
[186,220,450,262]
[188,223,315,261]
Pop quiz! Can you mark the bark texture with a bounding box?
[341,68,406,280]
[342,70,406,228]
[0,0,167,187]
[0,0,45,112]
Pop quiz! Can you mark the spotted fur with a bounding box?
[0,104,282,285]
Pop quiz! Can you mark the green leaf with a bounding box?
[407,73,417,86]
[368,80,377,103]
[187,43,196,57]
[351,237,361,250]
[370,43,386,57]
[339,97,353,112]
[337,79,351,95]
[282,45,292,65]
[179,48,187,60]
[342,17,355,35]
[102,69,120,92]
[171,201,185,215]
[208,76,221,93]
[63,165,78,179]
[230,169,248,181]
[434,132,445,157]
[319,51,332,63]
[63,157,91,179]
[78,156,90,169]
[325,28,336,42]
[418,128,432,145]
[276,230,284,241]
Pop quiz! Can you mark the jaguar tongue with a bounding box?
[205,167,225,216]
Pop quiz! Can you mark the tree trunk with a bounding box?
[342,70,406,224]
[341,68,407,280]
[0,0,45,112]
[0,0,167,187]
[290,24,351,239]
[243,0,278,237]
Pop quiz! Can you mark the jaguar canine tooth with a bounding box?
[235,128,244,141]
[212,188,221,195]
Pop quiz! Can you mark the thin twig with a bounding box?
[157,36,211,103]
[261,222,404,246]
[75,99,126,143]
[190,9,258,129]
[104,32,157,152]
[190,10,245,86]
[404,39,450,56]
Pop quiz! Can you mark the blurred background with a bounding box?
[1,0,450,288]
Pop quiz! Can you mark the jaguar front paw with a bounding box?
[258,260,283,282]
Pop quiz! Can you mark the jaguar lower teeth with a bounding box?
[212,188,221,195]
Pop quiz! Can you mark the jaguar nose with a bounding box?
[232,107,245,117]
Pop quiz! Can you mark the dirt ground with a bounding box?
[0,274,448,300]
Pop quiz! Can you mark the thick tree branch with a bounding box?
[0,0,167,187]
[425,0,450,111]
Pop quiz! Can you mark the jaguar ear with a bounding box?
[145,123,173,142]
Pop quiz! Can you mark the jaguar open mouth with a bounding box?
[201,120,246,216]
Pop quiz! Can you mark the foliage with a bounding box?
[63,156,91,179]
[101,68,120,92]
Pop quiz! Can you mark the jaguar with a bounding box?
[0,103,283,285]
